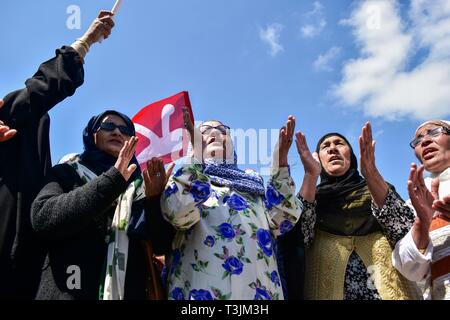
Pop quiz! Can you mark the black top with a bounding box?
[0,46,84,299]
[31,163,174,300]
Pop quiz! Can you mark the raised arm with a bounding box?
[0,10,115,128]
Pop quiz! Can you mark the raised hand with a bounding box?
[144,158,175,198]
[82,11,115,46]
[359,122,388,208]
[359,122,378,179]
[432,192,450,217]
[295,132,321,177]
[408,164,436,229]
[274,116,296,168]
[114,136,138,181]
[183,107,202,162]
[0,100,17,143]
[408,163,437,249]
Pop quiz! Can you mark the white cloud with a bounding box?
[314,46,342,72]
[259,23,284,57]
[334,0,450,120]
[301,1,327,38]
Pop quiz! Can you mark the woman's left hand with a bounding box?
[144,158,175,198]
[359,122,388,207]
[359,122,378,178]
[274,115,295,168]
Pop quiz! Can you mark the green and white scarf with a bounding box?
[62,155,145,300]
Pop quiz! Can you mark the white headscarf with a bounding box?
[415,120,450,135]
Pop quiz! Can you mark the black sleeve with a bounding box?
[144,196,175,256]
[0,46,84,128]
[31,164,127,240]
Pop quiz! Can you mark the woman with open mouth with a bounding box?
[288,123,420,300]
[160,109,303,300]
[393,120,450,300]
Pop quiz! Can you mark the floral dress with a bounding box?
[161,164,303,300]
[300,187,415,300]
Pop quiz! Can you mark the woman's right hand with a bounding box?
[408,163,438,249]
[81,11,115,46]
[114,136,138,181]
[183,107,202,162]
[408,163,437,228]
[0,100,18,143]
[295,132,321,178]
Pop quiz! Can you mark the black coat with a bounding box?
[0,46,84,299]
[31,163,174,300]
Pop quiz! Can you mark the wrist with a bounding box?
[413,219,431,234]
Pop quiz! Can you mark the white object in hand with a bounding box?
[99,0,122,43]
[111,0,123,15]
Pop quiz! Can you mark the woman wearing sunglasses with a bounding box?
[160,109,303,300]
[31,110,174,300]
[393,120,450,300]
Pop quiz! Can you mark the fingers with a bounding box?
[408,163,418,186]
[295,132,303,154]
[99,16,115,37]
[143,167,151,188]
[431,178,440,201]
[158,158,164,175]
[312,152,320,163]
[166,163,175,178]
[126,163,137,177]
[146,158,156,177]
[1,129,17,142]
[286,116,295,140]
[0,124,9,134]
[119,137,138,160]
[183,107,193,127]
[417,165,427,188]
[407,179,416,200]
[98,10,114,19]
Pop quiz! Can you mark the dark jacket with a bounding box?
[31,163,174,300]
[0,46,84,299]
[276,220,306,300]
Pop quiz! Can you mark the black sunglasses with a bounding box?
[97,122,133,136]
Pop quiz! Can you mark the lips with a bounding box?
[422,147,438,160]
[329,155,342,162]
[207,137,222,145]
[109,138,123,146]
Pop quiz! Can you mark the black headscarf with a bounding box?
[80,110,141,182]
[314,133,381,236]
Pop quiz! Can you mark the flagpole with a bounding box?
[111,0,123,15]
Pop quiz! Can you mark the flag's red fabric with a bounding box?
[132,91,193,168]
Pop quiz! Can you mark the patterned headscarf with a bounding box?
[203,153,265,196]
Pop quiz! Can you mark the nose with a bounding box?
[327,144,338,154]
[420,135,433,148]
[111,126,123,135]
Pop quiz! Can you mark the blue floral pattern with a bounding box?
[162,165,302,300]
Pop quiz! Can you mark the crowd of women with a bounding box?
[0,10,449,301]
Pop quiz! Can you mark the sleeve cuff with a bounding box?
[404,229,433,262]
[270,166,291,179]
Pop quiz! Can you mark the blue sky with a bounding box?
[1,0,450,199]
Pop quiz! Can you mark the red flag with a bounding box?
[132,91,194,168]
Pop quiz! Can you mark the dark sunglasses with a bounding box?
[199,124,231,135]
[97,122,133,136]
